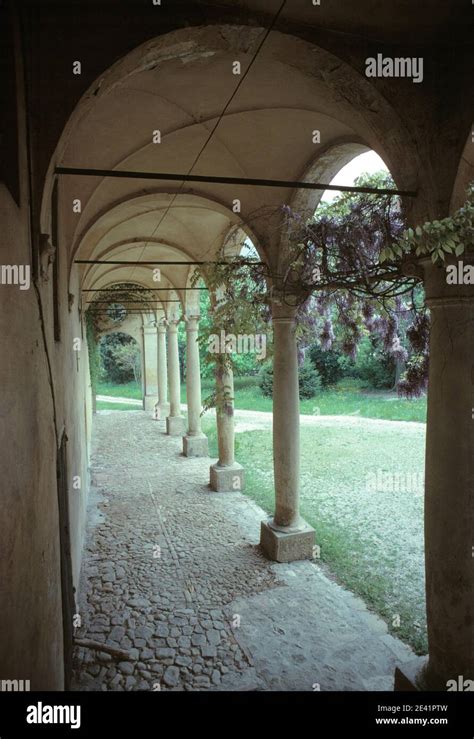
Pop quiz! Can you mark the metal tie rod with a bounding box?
[81,287,208,291]
[75,260,259,265]
[56,167,416,197]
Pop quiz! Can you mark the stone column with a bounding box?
[142,325,158,411]
[166,319,185,436]
[260,301,315,562]
[210,360,244,491]
[404,256,473,690]
[157,321,168,418]
[182,315,208,456]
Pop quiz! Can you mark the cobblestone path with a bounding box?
[72,411,419,691]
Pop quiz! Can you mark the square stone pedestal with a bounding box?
[394,656,428,691]
[260,518,315,563]
[210,462,245,492]
[144,395,158,411]
[166,415,186,436]
[183,434,209,457]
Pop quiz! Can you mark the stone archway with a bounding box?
[1,1,472,694]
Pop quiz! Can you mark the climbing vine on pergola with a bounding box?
[194,180,474,399]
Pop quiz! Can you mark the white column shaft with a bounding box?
[167,322,181,418]
[185,317,202,435]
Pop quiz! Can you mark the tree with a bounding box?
[113,343,141,383]
[99,332,141,384]
[259,359,321,398]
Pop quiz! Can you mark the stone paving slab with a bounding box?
[72,411,416,691]
[223,563,414,691]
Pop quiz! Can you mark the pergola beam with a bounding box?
[55,166,416,197]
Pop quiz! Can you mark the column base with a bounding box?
[166,415,186,436]
[183,433,209,457]
[394,656,429,691]
[144,395,159,411]
[210,462,245,492]
[260,517,315,563]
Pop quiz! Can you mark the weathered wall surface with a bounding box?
[0,184,93,693]
[47,261,92,591]
[0,182,65,689]
[1,0,471,692]
[0,22,93,688]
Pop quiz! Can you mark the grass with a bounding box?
[201,376,426,423]
[96,400,141,411]
[226,377,426,423]
[97,381,142,399]
[223,420,428,655]
[97,377,427,423]
[202,408,427,652]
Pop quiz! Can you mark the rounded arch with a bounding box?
[70,190,268,322]
[289,139,371,215]
[70,191,262,265]
[41,23,424,245]
[86,279,160,324]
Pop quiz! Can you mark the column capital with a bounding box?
[142,324,158,335]
[184,314,200,329]
[419,255,474,308]
[166,319,180,331]
[272,300,298,323]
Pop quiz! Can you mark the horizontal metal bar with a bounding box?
[81,287,208,292]
[86,302,180,310]
[75,260,258,266]
[85,301,166,305]
[87,302,180,307]
[85,311,154,314]
[56,166,416,197]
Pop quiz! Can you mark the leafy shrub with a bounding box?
[353,337,395,389]
[259,363,274,397]
[308,344,346,386]
[259,359,322,399]
[299,359,322,398]
[99,333,141,384]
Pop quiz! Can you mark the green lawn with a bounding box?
[97,377,427,423]
[97,381,142,399]
[202,414,428,655]
[96,400,141,411]
[231,385,426,422]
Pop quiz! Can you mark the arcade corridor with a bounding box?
[72,411,416,691]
